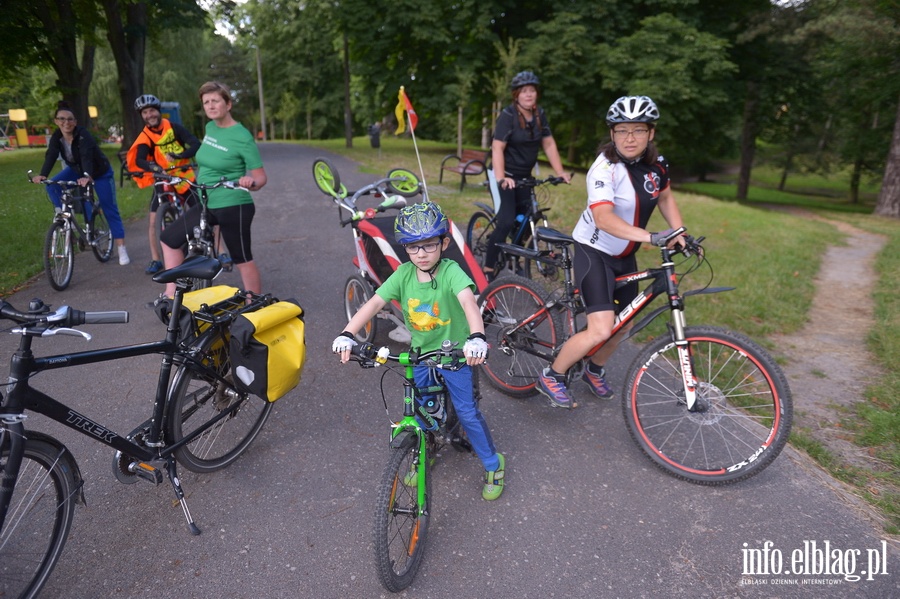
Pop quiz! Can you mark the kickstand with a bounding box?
[166,457,201,535]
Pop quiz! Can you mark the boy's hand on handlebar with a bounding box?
[332,332,357,363]
[463,333,488,366]
[31,175,47,184]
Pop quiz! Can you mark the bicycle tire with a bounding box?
[89,208,114,263]
[155,201,178,261]
[477,275,562,397]
[373,436,430,592]
[623,325,793,485]
[43,220,74,291]
[0,437,77,599]
[166,333,273,473]
[344,274,378,344]
[466,211,496,273]
[312,157,342,196]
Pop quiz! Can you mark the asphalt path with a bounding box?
[3,143,897,598]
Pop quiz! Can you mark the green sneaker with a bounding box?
[482,453,505,501]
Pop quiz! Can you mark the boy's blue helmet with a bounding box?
[394,201,449,244]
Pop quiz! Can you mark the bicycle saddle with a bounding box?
[535,227,574,245]
[151,255,222,284]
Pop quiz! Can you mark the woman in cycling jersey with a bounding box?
[485,71,570,279]
[537,96,686,408]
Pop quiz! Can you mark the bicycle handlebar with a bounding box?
[512,175,570,187]
[27,170,91,189]
[350,341,468,370]
[152,173,248,192]
[0,299,129,329]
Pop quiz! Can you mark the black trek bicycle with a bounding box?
[478,227,793,485]
[0,256,281,598]
[28,171,114,291]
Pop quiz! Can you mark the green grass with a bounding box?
[0,147,146,294]
[677,181,876,213]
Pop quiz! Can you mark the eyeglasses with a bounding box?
[404,241,441,255]
[55,117,76,123]
[613,128,650,139]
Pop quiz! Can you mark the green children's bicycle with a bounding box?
[348,341,475,592]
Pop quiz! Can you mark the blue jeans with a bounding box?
[414,365,500,472]
[48,166,125,239]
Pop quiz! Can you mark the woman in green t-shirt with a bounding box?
[159,81,268,298]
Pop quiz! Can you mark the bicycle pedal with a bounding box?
[450,435,473,453]
[131,461,164,485]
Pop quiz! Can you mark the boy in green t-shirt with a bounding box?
[333,202,505,500]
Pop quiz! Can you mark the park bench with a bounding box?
[439,148,490,191]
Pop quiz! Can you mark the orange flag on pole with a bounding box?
[395,86,417,135]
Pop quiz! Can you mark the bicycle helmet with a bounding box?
[605,96,659,125]
[394,201,449,245]
[510,71,541,90]
[134,94,161,112]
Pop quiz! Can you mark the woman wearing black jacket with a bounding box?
[32,102,129,265]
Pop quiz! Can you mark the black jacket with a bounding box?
[39,126,111,179]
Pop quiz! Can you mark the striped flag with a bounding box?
[395,86,417,135]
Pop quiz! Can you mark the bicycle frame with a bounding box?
[493,228,733,411]
[0,263,254,535]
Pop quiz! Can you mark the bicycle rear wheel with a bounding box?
[477,275,562,397]
[89,208,113,262]
[466,211,495,272]
[312,157,345,197]
[344,274,378,343]
[43,220,74,291]
[623,325,793,485]
[373,435,429,592]
[166,335,273,473]
[0,437,77,599]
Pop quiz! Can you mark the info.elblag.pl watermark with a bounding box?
[740,540,892,586]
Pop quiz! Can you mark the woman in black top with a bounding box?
[486,71,571,278]
[32,102,129,265]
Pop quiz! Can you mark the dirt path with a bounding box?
[770,215,889,475]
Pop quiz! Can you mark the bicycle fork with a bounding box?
[670,308,700,411]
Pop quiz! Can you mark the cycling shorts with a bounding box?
[159,203,256,264]
[573,242,638,315]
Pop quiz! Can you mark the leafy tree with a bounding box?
[2,0,105,124]
[601,13,737,176]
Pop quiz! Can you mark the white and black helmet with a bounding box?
[134,94,161,112]
[606,96,659,126]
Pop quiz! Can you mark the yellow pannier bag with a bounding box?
[176,285,243,343]
[229,299,306,402]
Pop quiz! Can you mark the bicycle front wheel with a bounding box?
[166,337,273,473]
[0,438,77,599]
[43,220,74,291]
[466,211,495,272]
[478,275,561,397]
[623,325,793,485]
[373,436,430,593]
[89,208,113,262]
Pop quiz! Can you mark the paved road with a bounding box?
[3,143,897,598]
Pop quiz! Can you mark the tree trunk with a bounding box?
[342,32,353,148]
[457,106,463,157]
[737,82,760,201]
[34,0,94,124]
[875,94,900,218]
[850,157,862,204]
[103,0,147,150]
[567,124,580,164]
